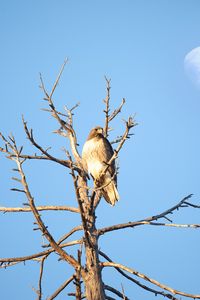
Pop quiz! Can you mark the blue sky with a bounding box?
[1,1,200,299]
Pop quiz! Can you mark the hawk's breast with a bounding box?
[82,138,105,179]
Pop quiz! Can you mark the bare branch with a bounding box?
[103,77,111,137]
[101,261,200,299]
[108,98,126,123]
[75,249,82,300]
[47,275,74,300]
[98,194,199,236]
[6,138,81,272]
[1,128,74,170]
[121,284,126,300]
[104,285,130,300]
[49,59,68,99]
[99,251,179,300]
[39,67,83,168]
[37,256,46,300]
[64,103,80,127]
[105,296,115,300]
[184,200,200,209]
[43,225,83,248]
[0,239,82,267]
[0,144,71,166]
[98,220,200,236]
[22,117,80,170]
[67,152,92,248]
[0,206,80,214]
[103,77,126,138]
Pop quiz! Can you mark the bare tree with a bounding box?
[1,61,200,300]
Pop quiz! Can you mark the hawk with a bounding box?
[82,126,119,206]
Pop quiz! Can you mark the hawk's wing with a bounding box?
[100,136,117,185]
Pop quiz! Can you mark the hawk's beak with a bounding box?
[98,128,104,135]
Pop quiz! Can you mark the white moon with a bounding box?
[184,47,200,88]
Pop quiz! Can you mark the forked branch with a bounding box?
[39,62,82,168]
[97,194,200,236]
[1,134,80,271]
[103,77,126,137]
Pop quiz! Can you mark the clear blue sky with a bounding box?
[1,1,200,299]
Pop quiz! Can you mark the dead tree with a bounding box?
[0,61,200,300]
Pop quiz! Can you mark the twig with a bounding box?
[103,77,111,137]
[49,59,68,99]
[105,296,115,300]
[121,284,126,300]
[75,249,82,300]
[37,256,46,300]
[184,201,200,209]
[108,98,126,123]
[103,77,126,138]
[104,284,130,300]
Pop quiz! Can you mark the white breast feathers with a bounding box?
[82,138,105,179]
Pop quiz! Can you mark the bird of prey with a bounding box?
[82,126,119,206]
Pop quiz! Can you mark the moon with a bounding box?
[184,47,200,88]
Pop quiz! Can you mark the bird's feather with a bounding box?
[82,127,119,205]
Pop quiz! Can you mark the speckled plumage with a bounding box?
[82,126,119,206]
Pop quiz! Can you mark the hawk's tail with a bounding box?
[101,178,119,206]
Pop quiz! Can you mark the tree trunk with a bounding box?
[84,223,106,300]
[78,176,106,300]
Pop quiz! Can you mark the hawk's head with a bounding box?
[87,126,104,140]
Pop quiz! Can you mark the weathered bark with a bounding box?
[84,219,105,300]
[78,176,106,300]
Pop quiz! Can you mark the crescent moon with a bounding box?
[184,47,200,88]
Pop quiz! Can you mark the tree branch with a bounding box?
[39,63,83,168]
[0,205,79,214]
[103,77,126,138]
[37,256,46,300]
[101,261,200,299]
[4,134,80,271]
[47,275,74,300]
[103,77,111,137]
[22,117,81,171]
[104,284,130,300]
[43,225,83,248]
[97,194,199,236]
[67,152,92,248]
[0,239,82,268]
[108,98,126,123]
[0,144,71,167]
[75,249,82,300]
[99,250,179,300]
